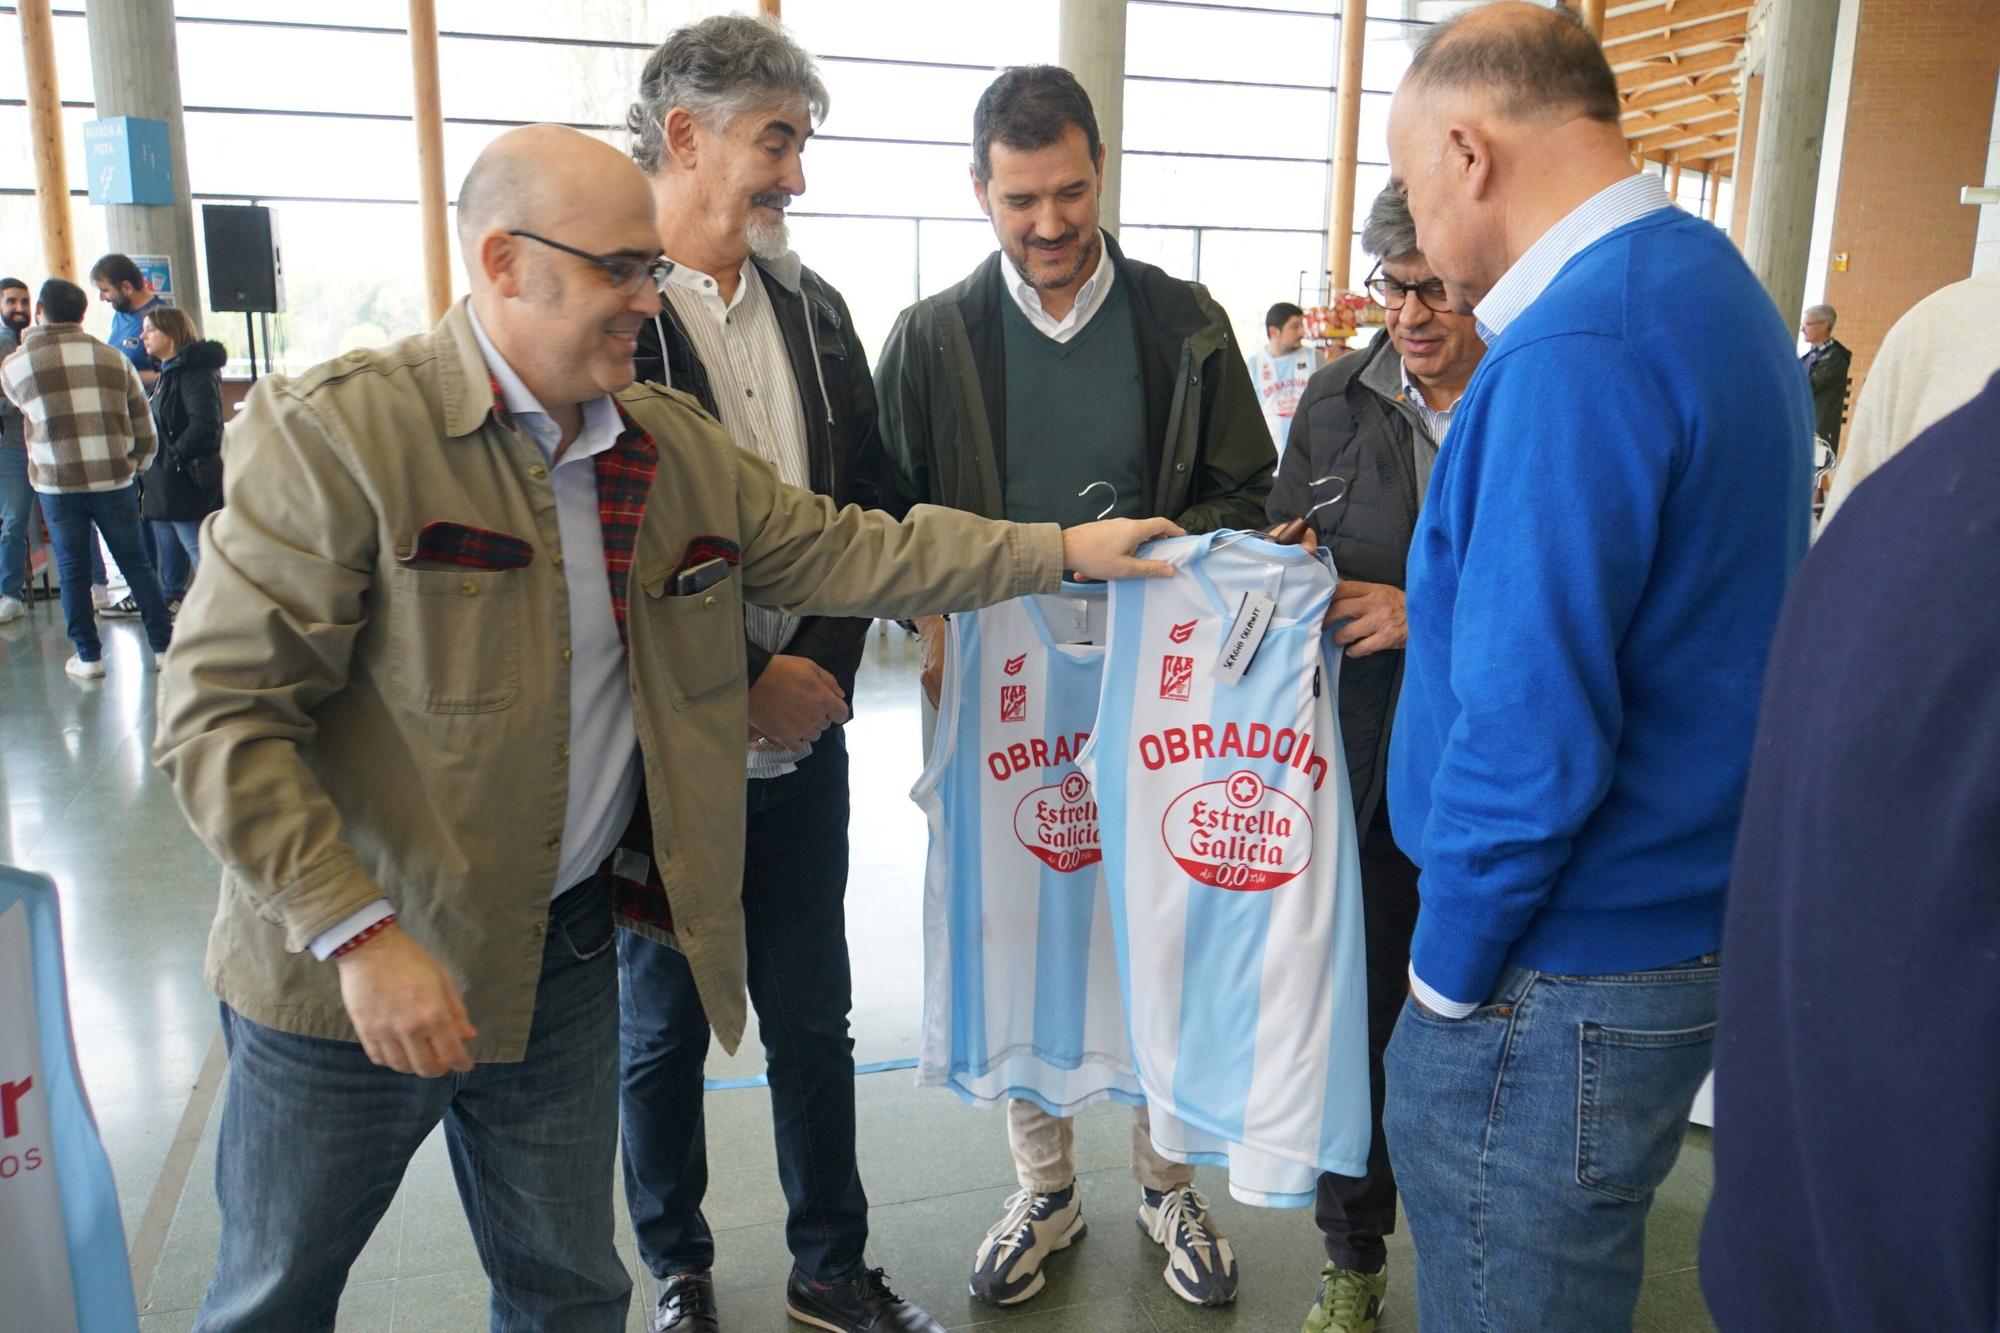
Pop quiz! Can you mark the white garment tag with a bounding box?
[613,848,653,885]
[1211,591,1276,686]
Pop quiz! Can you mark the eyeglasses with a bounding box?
[1364,262,1454,314]
[507,230,671,296]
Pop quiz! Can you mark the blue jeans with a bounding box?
[196,882,631,1332]
[1382,956,1718,1331]
[0,448,30,600]
[619,730,869,1283]
[152,518,201,600]
[38,485,171,658]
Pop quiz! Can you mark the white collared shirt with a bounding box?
[1472,174,1675,345]
[1004,230,1115,344]
[659,256,814,778]
[1410,172,1673,1020]
[1398,358,1459,446]
[306,305,641,960]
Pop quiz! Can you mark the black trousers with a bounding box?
[1315,801,1422,1272]
[617,729,869,1283]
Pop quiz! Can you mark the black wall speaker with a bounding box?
[203,204,283,314]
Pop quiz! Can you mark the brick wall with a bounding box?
[1822,0,2000,384]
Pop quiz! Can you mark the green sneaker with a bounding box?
[1302,1262,1388,1333]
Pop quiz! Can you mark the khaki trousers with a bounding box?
[1006,1098,1195,1195]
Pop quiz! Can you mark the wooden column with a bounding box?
[1667,159,1683,202]
[409,0,452,322]
[1704,168,1725,222]
[1581,0,1606,39]
[757,0,780,17]
[1326,0,1368,290]
[20,0,74,281]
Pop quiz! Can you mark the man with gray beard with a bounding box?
[621,16,926,1333]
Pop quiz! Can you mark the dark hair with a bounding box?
[1407,2,1620,125]
[88,253,146,290]
[39,278,88,324]
[0,276,26,295]
[1265,302,1304,333]
[972,65,1101,183]
[144,304,200,353]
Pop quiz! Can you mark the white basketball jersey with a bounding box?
[913,587,1143,1115]
[1078,532,1371,1207]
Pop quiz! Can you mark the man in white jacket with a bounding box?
[1820,265,2000,531]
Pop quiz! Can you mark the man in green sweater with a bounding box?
[876,64,1273,1313]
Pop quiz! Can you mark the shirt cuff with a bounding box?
[308,899,395,961]
[1409,964,1480,1020]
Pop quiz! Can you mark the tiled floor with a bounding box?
[1,600,1719,1332]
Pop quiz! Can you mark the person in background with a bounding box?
[91,252,167,618]
[1818,266,2000,531]
[1250,300,1316,455]
[0,276,32,623]
[137,304,225,608]
[0,278,174,680]
[1799,303,1850,452]
[877,63,1272,1314]
[1381,4,1809,1327]
[619,16,919,1333]
[1701,370,2000,1332]
[1268,185,1486,1333]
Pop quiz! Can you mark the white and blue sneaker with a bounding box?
[1138,1185,1238,1306]
[968,1181,1086,1306]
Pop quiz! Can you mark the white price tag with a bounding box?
[1211,591,1276,686]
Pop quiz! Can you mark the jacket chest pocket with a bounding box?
[641,570,742,710]
[386,566,521,713]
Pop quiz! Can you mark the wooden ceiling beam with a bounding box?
[1620,95,1739,138]
[1617,43,1743,92]
[1619,68,1739,113]
[1603,0,1752,44]
[1606,14,1750,66]
[1632,123,1737,155]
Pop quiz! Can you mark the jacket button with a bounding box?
[557,742,570,759]
[532,920,546,937]
[1176,462,1187,472]
[561,647,573,663]
[550,552,565,568]
[459,580,477,596]
[703,595,716,607]
[546,836,560,851]
[529,464,547,480]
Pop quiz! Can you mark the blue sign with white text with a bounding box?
[82,117,174,206]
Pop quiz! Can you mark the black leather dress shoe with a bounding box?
[783,1265,944,1332]
[652,1270,720,1332]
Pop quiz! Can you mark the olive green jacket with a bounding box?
[875,231,1274,531]
[154,302,1061,1060]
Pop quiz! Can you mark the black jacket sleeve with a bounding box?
[872,305,931,521]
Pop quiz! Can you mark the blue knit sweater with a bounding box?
[1389,208,1812,1006]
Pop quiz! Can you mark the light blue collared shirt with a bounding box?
[1472,174,1676,345]
[1409,172,1675,1022]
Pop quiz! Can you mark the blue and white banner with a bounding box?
[0,866,139,1333]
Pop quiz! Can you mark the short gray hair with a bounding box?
[627,15,829,175]
[1361,187,1420,264]
[1805,304,1836,329]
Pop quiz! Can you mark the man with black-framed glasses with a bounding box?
[1269,186,1482,1333]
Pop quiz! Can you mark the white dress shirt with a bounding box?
[309,305,640,959]
[1410,172,1674,1020]
[1399,359,1460,446]
[659,256,814,779]
[1004,231,1115,344]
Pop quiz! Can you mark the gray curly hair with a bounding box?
[627,15,830,175]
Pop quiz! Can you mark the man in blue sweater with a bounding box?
[1379,5,1810,1327]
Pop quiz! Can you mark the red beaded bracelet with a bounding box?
[332,914,398,959]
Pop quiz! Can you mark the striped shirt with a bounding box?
[661,257,813,778]
[0,323,157,493]
[1473,174,1675,344]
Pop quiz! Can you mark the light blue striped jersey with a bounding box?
[912,587,1142,1115]
[1078,532,1370,1206]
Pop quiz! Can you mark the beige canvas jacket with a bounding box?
[154,302,1062,1060]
